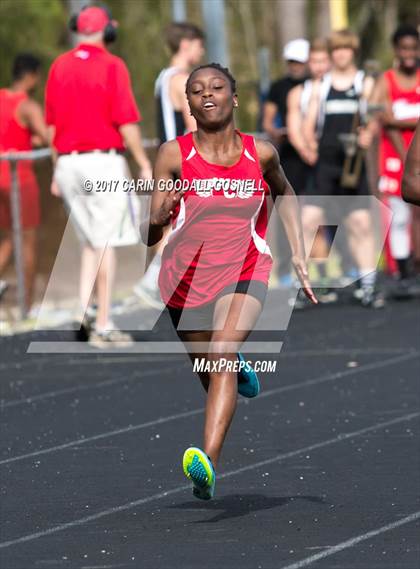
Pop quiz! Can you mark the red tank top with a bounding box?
[159,131,273,308]
[0,89,35,191]
[379,69,420,196]
[0,89,32,152]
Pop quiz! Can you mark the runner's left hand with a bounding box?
[292,255,318,304]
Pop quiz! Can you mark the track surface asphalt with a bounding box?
[1,293,419,569]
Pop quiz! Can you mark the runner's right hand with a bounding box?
[151,186,186,227]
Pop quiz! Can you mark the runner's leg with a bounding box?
[203,292,263,468]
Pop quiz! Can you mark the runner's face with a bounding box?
[331,47,354,70]
[308,51,330,79]
[187,68,237,128]
[395,36,419,72]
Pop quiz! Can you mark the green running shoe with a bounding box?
[183,447,216,500]
[237,352,260,398]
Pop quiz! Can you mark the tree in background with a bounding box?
[0,0,418,136]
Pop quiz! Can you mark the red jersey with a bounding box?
[379,69,420,196]
[159,131,273,309]
[0,89,40,228]
[45,44,141,153]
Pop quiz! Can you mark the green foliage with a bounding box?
[0,0,67,98]
[0,0,417,136]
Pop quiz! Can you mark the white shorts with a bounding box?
[54,152,140,248]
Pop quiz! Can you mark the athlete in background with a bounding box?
[0,54,48,309]
[287,39,332,299]
[374,25,420,286]
[302,29,383,308]
[263,39,309,285]
[402,119,420,206]
[134,22,205,308]
[142,64,316,500]
[46,5,152,346]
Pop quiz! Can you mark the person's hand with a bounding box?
[300,147,318,166]
[138,161,153,180]
[50,179,60,197]
[151,185,186,227]
[292,255,318,304]
[357,127,373,149]
[272,128,287,147]
[31,135,43,148]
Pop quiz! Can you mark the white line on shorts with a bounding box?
[279,510,420,569]
[0,351,417,466]
[0,411,418,550]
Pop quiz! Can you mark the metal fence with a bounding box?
[0,139,161,321]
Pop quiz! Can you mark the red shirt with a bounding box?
[379,69,420,196]
[0,89,32,152]
[159,131,273,308]
[45,43,141,153]
[0,89,38,192]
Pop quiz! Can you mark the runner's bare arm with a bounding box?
[301,80,321,156]
[286,85,315,163]
[262,101,285,144]
[371,74,406,158]
[171,72,197,133]
[402,119,420,206]
[20,100,49,146]
[256,139,317,304]
[140,140,182,246]
[373,74,418,131]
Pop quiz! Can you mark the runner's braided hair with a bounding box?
[186,63,237,94]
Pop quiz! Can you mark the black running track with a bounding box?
[1,295,419,569]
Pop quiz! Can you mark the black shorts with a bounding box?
[280,147,311,196]
[305,160,372,215]
[166,279,268,331]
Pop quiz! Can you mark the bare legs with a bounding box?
[177,293,262,469]
[0,228,37,309]
[79,244,116,329]
[302,205,377,277]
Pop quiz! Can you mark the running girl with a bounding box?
[142,63,317,500]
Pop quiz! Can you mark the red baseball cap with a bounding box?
[77,6,110,34]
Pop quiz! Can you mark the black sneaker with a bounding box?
[360,286,386,309]
[75,308,96,342]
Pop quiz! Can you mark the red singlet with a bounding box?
[0,89,40,229]
[159,131,273,309]
[379,69,420,197]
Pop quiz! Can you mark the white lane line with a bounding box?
[1,363,188,409]
[279,510,420,569]
[0,350,420,411]
[1,351,417,466]
[0,411,418,550]
[0,355,184,373]
[0,407,204,466]
[257,351,419,402]
[279,348,412,357]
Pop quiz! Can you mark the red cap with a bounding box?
[77,6,110,34]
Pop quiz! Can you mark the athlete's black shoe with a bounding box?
[360,286,386,309]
